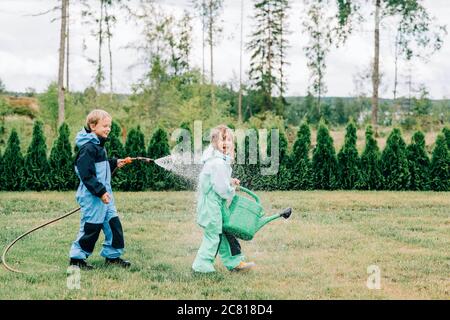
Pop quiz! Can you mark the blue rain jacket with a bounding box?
[74,128,118,224]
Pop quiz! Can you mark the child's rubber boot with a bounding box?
[232,261,256,272]
[69,258,95,270]
[105,257,131,268]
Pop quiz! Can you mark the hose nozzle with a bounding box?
[123,157,154,164]
[134,157,154,163]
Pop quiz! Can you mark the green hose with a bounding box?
[2,207,81,273]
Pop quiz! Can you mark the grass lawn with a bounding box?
[0,191,449,299]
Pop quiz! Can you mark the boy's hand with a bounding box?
[101,192,111,204]
[117,157,132,168]
[231,178,240,190]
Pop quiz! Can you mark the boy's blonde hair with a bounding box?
[86,109,111,129]
[210,124,234,159]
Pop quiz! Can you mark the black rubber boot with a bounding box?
[69,258,95,270]
[105,257,131,268]
[279,207,292,219]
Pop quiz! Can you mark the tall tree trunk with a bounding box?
[96,0,104,92]
[201,0,206,111]
[108,36,113,99]
[317,22,322,115]
[202,0,206,85]
[238,0,243,123]
[279,1,286,103]
[279,13,284,116]
[105,3,113,100]
[393,28,399,101]
[209,1,215,109]
[371,0,381,131]
[318,84,321,115]
[58,0,68,127]
[407,65,412,111]
[267,3,273,112]
[66,0,69,93]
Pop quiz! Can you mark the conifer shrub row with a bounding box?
[0,121,448,192]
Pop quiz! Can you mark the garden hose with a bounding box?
[1,156,154,274]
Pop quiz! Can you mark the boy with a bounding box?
[69,109,131,270]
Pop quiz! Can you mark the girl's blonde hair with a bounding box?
[85,109,111,129]
[210,124,234,160]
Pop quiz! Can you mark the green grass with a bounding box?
[0,191,449,299]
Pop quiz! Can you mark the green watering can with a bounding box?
[222,186,292,241]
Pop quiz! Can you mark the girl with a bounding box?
[192,125,255,273]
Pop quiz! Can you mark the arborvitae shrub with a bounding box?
[2,129,24,191]
[381,128,410,190]
[23,121,50,191]
[358,125,383,190]
[312,120,338,190]
[442,127,450,150]
[406,130,430,190]
[290,122,312,190]
[121,126,147,191]
[105,121,125,158]
[276,130,290,190]
[233,127,261,190]
[337,120,360,189]
[178,121,193,150]
[147,127,174,190]
[0,150,3,190]
[171,121,194,190]
[48,123,77,190]
[259,128,289,191]
[105,121,125,189]
[429,134,449,191]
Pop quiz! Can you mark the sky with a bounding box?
[0,0,449,99]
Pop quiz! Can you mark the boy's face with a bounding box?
[90,117,111,139]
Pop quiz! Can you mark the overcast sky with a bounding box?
[0,0,449,99]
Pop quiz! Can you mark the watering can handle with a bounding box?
[237,186,261,204]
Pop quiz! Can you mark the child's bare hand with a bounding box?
[101,192,111,204]
[231,178,240,189]
[117,157,132,168]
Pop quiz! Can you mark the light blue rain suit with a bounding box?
[69,128,125,260]
[192,146,244,273]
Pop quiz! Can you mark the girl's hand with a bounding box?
[117,157,132,168]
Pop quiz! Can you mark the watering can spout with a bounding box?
[256,207,292,232]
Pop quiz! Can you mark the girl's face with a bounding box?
[90,117,112,139]
[217,132,234,156]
